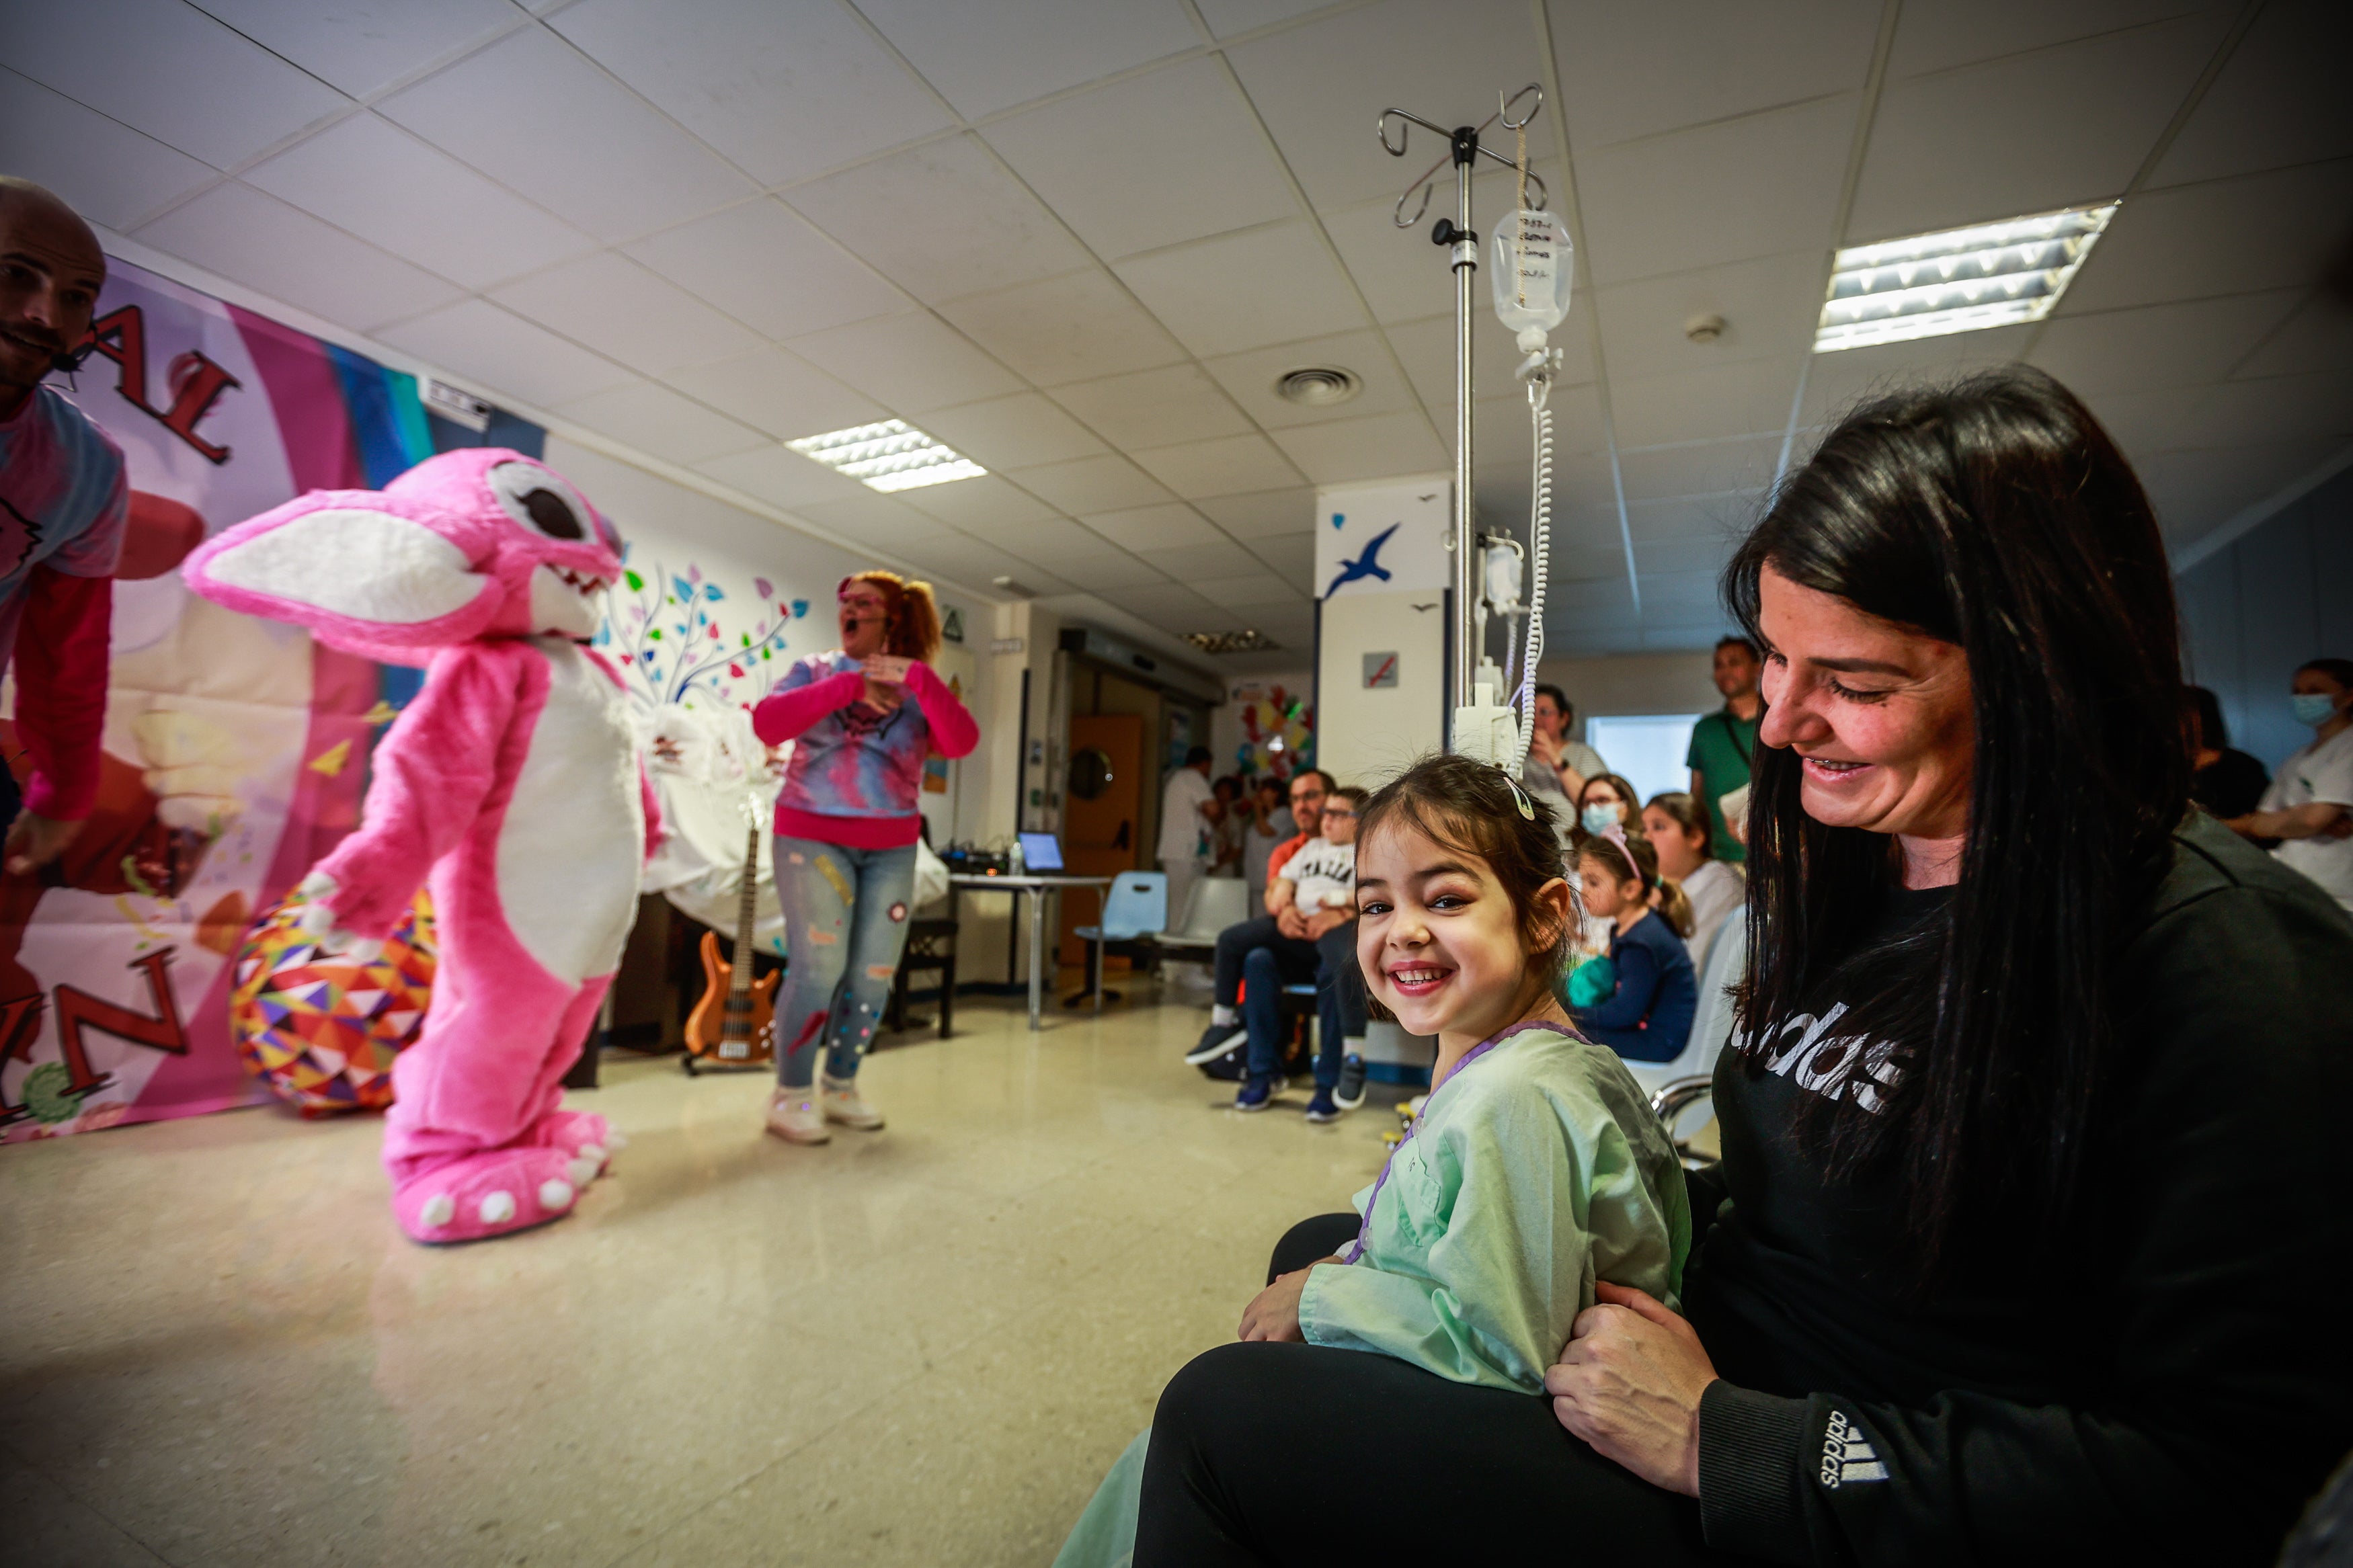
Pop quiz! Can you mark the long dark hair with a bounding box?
[1724,366,2188,1282]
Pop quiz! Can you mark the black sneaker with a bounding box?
[1334,1053,1367,1110]
[1198,1044,1246,1082]
[1184,1022,1248,1066]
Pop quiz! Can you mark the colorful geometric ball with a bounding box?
[230,887,437,1117]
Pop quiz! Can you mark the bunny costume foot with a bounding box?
[395,1144,582,1244]
[186,450,660,1245]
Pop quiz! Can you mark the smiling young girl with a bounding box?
[1056,755,1689,1568]
[1569,828,1700,1063]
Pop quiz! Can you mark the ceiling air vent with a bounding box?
[1274,367,1361,407]
[1185,629,1279,655]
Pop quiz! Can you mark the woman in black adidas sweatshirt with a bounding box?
[1135,368,2353,1565]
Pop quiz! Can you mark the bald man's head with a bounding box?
[0,179,106,413]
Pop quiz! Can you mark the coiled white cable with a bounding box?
[1511,376,1552,776]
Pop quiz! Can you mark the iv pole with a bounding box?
[1378,86,1548,730]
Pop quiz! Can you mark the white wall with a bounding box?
[1534,650,1726,745]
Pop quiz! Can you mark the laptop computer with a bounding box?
[1016,831,1065,872]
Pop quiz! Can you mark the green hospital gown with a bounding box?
[1055,1021,1691,1567]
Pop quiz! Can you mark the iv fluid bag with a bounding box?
[1492,209,1572,335]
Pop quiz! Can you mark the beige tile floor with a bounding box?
[0,989,1404,1568]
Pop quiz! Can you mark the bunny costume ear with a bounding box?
[183,490,500,665]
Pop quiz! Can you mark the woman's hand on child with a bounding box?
[1544,1282,1717,1497]
[1238,1262,1335,1343]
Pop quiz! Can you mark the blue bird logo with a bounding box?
[1325,523,1399,597]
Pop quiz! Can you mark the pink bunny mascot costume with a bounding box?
[184,448,657,1243]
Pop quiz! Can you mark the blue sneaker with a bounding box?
[1234,1075,1278,1112]
[1304,1087,1342,1122]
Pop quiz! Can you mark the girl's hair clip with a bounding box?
[1505,772,1536,820]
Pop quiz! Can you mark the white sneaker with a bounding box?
[821,1073,885,1130]
[765,1086,830,1144]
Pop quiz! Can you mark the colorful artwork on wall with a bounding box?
[1230,680,1314,780]
[597,554,805,714]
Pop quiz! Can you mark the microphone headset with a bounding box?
[48,336,95,376]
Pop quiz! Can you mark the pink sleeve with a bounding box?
[313,647,520,938]
[905,661,980,759]
[15,565,113,820]
[752,669,863,745]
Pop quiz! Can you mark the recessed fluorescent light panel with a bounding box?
[1814,202,2118,354]
[787,420,986,492]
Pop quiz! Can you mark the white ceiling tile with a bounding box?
[194,0,517,99]
[1886,0,2217,79]
[493,251,763,376]
[787,311,1025,413]
[855,0,1197,120]
[1082,503,1223,550]
[2040,159,2353,313]
[692,445,867,509]
[545,0,951,186]
[1848,15,2227,245]
[1049,364,1253,449]
[134,181,463,332]
[2150,0,2353,185]
[1138,540,1267,579]
[1049,550,1171,591]
[786,135,1095,305]
[1132,433,1310,497]
[1193,0,1330,38]
[935,268,1187,387]
[2232,292,2353,380]
[1248,532,1314,581]
[1201,329,1419,429]
[0,69,217,232]
[1111,581,1222,626]
[1193,573,1304,608]
[1195,489,1312,538]
[1387,306,1594,413]
[987,517,1115,561]
[1632,536,1738,575]
[663,345,888,442]
[1577,97,1855,286]
[893,474,1059,530]
[793,493,962,550]
[2139,436,2345,542]
[1626,493,1763,542]
[1594,250,1823,382]
[2177,370,2353,452]
[378,27,752,243]
[1612,355,1805,446]
[1549,0,1880,148]
[918,393,1107,470]
[2029,290,2305,398]
[376,298,635,407]
[1115,221,1368,356]
[1798,325,2033,423]
[900,535,1057,593]
[984,56,1298,260]
[1616,436,1788,503]
[552,380,769,464]
[3,0,347,169]
[625,200,907,342]
[243,112,595,288]
[1003,454,1176,513]
[2075,382,2210,458]
[1225,0,1547,209]
[1265,411,1447,485]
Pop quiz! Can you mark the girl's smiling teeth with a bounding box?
[1386,963,1452,994]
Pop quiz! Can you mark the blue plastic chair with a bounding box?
[1070,871,1168,1013]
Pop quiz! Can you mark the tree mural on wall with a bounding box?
[596,546,808,714]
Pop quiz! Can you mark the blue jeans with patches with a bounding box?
[773,836,920,1088]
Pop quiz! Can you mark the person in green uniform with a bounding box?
[1686,635,1763,862]
[1054,755,1689,1568]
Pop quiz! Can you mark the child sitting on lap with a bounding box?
[1057,755,1691,1568]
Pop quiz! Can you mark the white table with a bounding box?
[947,872,1114,1030]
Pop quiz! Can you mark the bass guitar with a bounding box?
[683,800,778,1074]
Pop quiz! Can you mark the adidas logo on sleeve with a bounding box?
[1818,1408,1888,1489]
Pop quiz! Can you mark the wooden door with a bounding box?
[1061,712,1142,964]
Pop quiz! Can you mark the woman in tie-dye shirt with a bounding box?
[751,571,977,1145]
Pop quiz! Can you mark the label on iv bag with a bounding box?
[1492,210,1573,336]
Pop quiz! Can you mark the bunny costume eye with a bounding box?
[489,461,591,542]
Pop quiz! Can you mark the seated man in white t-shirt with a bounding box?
[2229,657,2353,913]
[1232,788,1367,1122]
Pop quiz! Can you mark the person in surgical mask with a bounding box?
[2229,657,2353,913]
[1573,772,1640,843]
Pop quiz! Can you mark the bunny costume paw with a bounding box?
[395,1145,582,1244]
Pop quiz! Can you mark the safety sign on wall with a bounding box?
[1363,652,1400,689]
